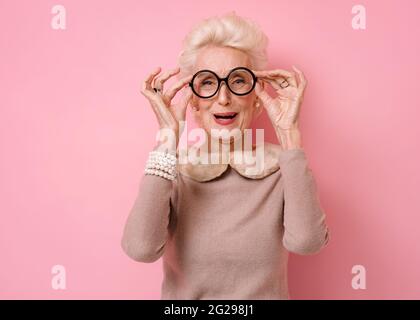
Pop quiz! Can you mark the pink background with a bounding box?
[1,0,419,299]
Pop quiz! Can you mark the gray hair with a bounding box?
[177,11,269,78]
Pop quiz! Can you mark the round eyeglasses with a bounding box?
[189,67,258,99]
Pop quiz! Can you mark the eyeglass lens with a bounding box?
[192,69,254,98]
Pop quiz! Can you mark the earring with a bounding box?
[255,99,260,108]
[192,106,198,111]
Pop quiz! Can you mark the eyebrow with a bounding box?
[199,68,241,77]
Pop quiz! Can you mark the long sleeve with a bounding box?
[121,168,176,263]
[278,148,330,255]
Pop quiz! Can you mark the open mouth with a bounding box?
[213,112,238,120]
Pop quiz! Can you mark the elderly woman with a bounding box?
[121,12,330,300]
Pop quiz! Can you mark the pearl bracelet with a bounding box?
[145,168,176,180]
[145,162,176,175]
[144,150,177,181]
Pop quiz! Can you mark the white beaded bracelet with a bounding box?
[144,168,176,180]
[145,162,176,175]
[144,150,177,181]
[146,157,176,173]
[149,150,177,161]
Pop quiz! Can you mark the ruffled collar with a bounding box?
[176,142,283,182]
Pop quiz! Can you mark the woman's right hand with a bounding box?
[140,66,194,149]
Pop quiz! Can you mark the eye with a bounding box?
[232,78,245,84]
[202,80,215,86]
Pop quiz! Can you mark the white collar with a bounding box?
[176,142,283,182]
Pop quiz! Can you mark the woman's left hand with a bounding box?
[253,65,307,149]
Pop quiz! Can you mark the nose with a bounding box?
[217,81,231,106]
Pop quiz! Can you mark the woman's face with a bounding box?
[190,46,262,141]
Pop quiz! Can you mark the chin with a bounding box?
[208,127,243,142]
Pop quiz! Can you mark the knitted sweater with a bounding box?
[121,142,330,299]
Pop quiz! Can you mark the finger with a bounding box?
[284,72,298,88]
[292,65,307,91]
[264,77,297,89]
[152,67,180,90]
[290,66,299,88]
[254,80,274,107]
[174,86,193,121]
[261,76,295,92]
[165,74,194,101]
[253,68,294,79]
[139,68,177,127]
[141,67,162,93]
[253,68,293,76]
[261,78,298,101]
[261,77,283,91]
[255,68,299,88]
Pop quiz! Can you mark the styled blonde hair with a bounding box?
[177,11,269,78]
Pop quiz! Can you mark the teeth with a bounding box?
[214,113,237,119]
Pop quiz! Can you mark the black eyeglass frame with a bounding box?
[188,66,258,99]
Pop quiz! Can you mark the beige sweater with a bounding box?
[121,142,330,299]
